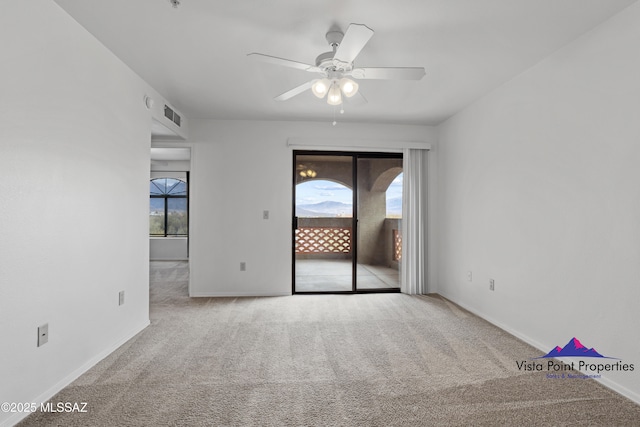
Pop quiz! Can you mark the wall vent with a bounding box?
[164,105,181,127]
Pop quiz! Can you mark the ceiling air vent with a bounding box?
[164,105,181,127]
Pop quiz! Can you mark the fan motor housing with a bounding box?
[316,53,353,73]
[315,51,334,67]
[314,29,353,72]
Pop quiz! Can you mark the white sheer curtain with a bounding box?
[401,148,428,295]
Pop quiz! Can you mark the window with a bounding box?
[150,178,188,236]
[386,172,402,218]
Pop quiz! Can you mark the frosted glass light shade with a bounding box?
[311,78,330,98]
[339,78,359,97]
[327,83,342,105]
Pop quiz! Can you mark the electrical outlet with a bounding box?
[119,290,125,306]
[489,279,495,291]
[467,271,472,282]
[37,323,48,347]
[263,210,269,220]
[240,262,246,271]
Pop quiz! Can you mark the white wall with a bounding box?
[0,2,168,425]
[189,120,435,296]
[150,238,188,260]
[436,2,640,402]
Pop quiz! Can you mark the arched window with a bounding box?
[295,179,353,217]
[150,178,188,236]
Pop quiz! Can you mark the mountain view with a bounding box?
[296,198,403,218]
[296,201,353,217]
[295,178,403,218]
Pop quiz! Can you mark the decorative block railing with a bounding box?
[296,227,352,254]
[393,229,402,261]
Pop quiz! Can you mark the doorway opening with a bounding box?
[293,151,402,293]
[150,146,191,300]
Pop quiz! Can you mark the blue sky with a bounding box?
[296,173,403,205]
[387,173,403,201]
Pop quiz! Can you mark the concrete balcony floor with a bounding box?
[294,259,399,292]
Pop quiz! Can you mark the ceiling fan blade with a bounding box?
[334,23,374,63]
[351,67,426,80]
[274,81,313,101]
[248,53,321,73]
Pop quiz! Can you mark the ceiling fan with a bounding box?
[248,23,425,106]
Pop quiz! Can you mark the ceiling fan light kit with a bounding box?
[249,23,425,113]
[311,76,358,105]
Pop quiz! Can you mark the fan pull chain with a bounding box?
[331,103,347,126]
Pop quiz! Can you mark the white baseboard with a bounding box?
[437,291,550,353]
[436,292,640,406]
[189,291,291,297]
[597,376,640,405]
[1,320,150,427]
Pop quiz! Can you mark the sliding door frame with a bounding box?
[292,150,402,294]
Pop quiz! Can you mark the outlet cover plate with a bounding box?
[119,290,125,306]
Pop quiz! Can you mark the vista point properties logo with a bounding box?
[516,337,634,379]
[540,337,606,358]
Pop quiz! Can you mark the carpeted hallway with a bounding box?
[19,261,640,426]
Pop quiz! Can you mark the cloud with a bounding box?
[314,184,349,191]
[319,191,334,197]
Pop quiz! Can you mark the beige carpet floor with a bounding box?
[19,261,640,426]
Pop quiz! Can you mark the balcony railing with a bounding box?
[295,227,352,254]
[295,218,401,268]
[393,228,402,261]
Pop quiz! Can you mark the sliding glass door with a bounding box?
[293,151,402,293]
[293,153,354,292]
[356,156,403,290]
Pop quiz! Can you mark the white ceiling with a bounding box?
[55,0,636,126]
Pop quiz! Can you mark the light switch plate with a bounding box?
[37,323,48,347]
